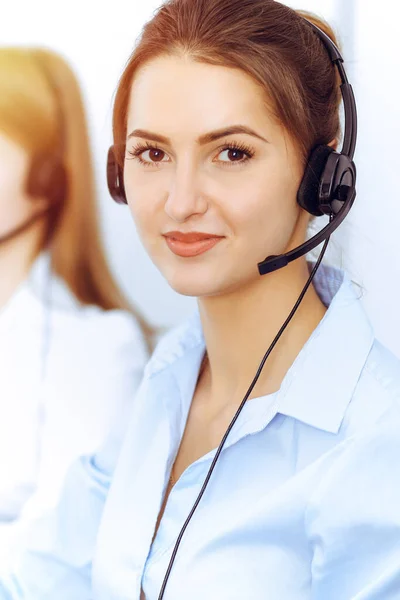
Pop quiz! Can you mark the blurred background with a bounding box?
[2,0,400,355]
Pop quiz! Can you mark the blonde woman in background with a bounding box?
[0,48,150,551]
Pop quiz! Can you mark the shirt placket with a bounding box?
[144,392,281,569]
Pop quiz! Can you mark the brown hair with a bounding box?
[112,0,342,167]
[0,47,153,345]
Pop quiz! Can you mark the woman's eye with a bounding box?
[139,148,168,164]
[217,148,249,163]
[215,142,255,166]
[126,144,169,167]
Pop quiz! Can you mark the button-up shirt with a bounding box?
[1,263,400,599]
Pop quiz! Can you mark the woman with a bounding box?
[0,48,150,545]
[1,2,400,599]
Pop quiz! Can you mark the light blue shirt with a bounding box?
[2,263,400,599]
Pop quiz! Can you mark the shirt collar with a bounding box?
[277,263,374,433]
[148,262,375,435]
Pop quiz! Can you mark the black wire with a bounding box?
[157,227,332,599]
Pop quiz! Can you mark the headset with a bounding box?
[108,17,357,600]
[0,52,68,245]
[258,22,357,275]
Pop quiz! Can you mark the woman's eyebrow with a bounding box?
[127,125,269,145]
[127,129,168,144]
[200,125,270,145]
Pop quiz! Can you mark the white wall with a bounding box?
[3,1,400,355]
[345,0,400,357]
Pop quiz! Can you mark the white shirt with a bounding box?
[0,253,148,551]
[1,263,400,599]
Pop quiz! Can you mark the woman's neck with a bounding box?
[0,224,44,309]
[197,258,327,410]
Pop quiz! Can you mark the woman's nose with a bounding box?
[164,166,208,223]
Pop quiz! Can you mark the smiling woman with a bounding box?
[1,1,400,600]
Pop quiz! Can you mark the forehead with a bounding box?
[126,55,277,138]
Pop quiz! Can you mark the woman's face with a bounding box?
[124,55,308,297]
[0,132,46,240]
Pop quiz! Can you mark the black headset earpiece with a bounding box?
[107,145,127,205]
[297,145,335,216]
[297,144,356,217]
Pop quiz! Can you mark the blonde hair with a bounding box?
[0,46,153,344]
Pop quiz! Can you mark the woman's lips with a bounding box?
[163,232,224,257]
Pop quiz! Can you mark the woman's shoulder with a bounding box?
[43,274,149,375]
[30,255,146,342]
[368,341,400,408]
[305,395,400,596]
[43,269,146,352]
[57,304,150,374]
[342,338,400,435]
[306,393,400,538]
[307,339,400,508]
[45,304,149,421]
[362,338,400,394]
[76,303,146,343]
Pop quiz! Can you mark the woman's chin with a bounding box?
[162,268,251,299]
[160,265,222,298]
[166,277,216,298]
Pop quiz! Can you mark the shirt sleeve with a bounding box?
[306,405,400,600]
